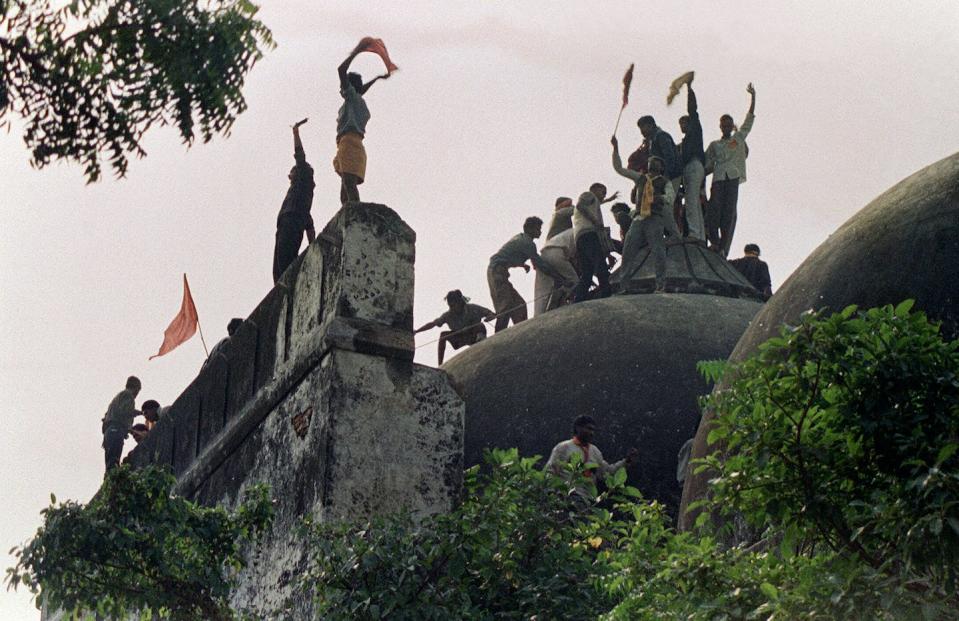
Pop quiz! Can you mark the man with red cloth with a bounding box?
[333,38,397,205]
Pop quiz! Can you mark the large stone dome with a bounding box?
[442,293,762,513]
[679,151,959,530]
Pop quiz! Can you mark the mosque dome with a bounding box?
[679,151,959,529]
[442,286,762,514]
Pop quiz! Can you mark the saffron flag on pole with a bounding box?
[149,274,198,360]
[621,63,635,109]
[357,36,399,74]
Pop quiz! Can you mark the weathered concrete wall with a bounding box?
[120,203,464,618]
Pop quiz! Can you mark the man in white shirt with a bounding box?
[534,227,579,315]
[705,83,756,257]
[571,184,618,303]
[545,415,638,494]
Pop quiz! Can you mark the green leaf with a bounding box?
[894,299,915,317]
[759,582,778,600]
[936,443,958,464]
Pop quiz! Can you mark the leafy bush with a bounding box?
[301,449,627,620]
[696,301,959,606]
[6,465,273,620]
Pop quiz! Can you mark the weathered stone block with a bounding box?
[197,356,228,452]
[322,203,416,331]
[225,321,258,422]
[246,285,287,391]
[171,385,200,476]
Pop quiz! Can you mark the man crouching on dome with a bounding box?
[414,290,494,365]
[546,415,637,497]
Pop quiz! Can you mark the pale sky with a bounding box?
[2,2,958,618]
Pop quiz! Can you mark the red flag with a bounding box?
[357,36,399,74]
[621,63,635,109]
[149,274,198,360]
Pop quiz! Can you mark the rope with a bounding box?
[414,286,568,350]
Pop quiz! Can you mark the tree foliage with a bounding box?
[301,449,625,620]
[6,465,274,620]
[0,0,273,181]
[696,301,959,610]
[8,303,957,620]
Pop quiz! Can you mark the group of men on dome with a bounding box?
[416,74,772,365]
[99,58,776,467]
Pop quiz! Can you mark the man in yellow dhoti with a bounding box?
[334,39,396,205]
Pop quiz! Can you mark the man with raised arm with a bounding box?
[705,83,757,256]
[415,290,494,365]
[488,217,572,332]
[334,39,394,205]
[273,118,316,283]
[612,136,679,293]
[676,74,706,241]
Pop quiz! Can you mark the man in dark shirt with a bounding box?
[273,119,316,283]
[637,115,682,233]
[729,243,773,300]
[677,76,706,242]
[637,115,681,181]
[415,290,495,365]
[101,376,141,473]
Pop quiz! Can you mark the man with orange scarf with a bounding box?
[546,415,637,496]
[612,136,679,293]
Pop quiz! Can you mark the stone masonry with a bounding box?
[116,203,464,617]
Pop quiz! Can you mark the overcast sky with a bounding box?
[2,1,958,618]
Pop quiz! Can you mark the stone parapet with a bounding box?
[117,203,463,617]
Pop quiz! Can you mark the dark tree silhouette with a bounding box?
[0,0,273,182]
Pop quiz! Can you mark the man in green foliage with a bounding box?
[545,415,638,488]
[100,375,140,473]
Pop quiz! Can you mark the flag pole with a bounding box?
[196,317,211,358]
[613,105,625,136]
[185,273,210,358]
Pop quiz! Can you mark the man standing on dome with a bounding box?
[729,243,773,300]
[545,415,638,492]
[334,38,396,206]
[546,196,575,239]
[415,290,494,365]
[488,217,571,332]
[571,184,618,302]
[101,376,141,473]
[705,83,757,256]
[675,74,706,242]
[273,118,315,284]
[612,137,679,293]
[534,226,579,315]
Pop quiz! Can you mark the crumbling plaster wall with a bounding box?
[121,203,464,618]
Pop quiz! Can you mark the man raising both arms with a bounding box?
[334,38,396,205]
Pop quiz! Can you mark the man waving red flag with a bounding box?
[149,274,200,360]
[356,36,399,74]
